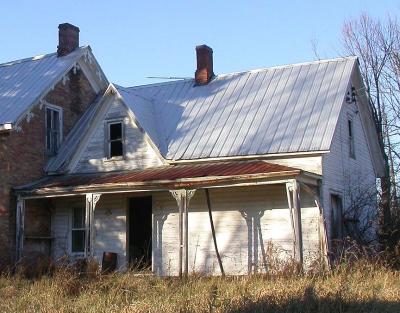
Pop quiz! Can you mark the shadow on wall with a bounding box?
[241,210,267,274]
[153,212,168,275]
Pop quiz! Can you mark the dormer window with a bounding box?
[45,105,63,154]
[348,119,355,159]
[106,121,124,158]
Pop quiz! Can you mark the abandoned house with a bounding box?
[0,23,385,276]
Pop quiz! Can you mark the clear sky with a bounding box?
[0,1,399,86]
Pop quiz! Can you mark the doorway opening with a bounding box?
[128,196,152,270]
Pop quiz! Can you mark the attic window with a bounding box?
[348,119,355,159]
[45,105,63,155]
[107,121,124,158]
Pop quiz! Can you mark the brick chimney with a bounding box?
[57,23,80,57]
[195,45,214,85]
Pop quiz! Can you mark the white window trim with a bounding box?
[70,207,86,256]
[105,119,125,160]
[45,103,63,154]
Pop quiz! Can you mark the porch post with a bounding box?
[170,189,196,277]
[185,190,196,276]
[85,193,101,258]
[15,197,25,263]
[292,179,303,266]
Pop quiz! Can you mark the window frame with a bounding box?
[45,104,63,155]
[70,207,86,255]
[105,119,125,159]
[348,117,356,159]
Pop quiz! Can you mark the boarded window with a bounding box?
[348,119,355,159]
[330,194,343,241]
[107,122,124,158]
[46,106,62,154]
[71,207,85,253]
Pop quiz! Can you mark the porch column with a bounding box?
[170,189,196,277]
[286,180,303,266]
[15,197,25,263]
[85,193,101,258]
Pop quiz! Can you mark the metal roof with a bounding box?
[45,93,105,173]
[0,47,89,126]
[17,161,300,194]
[117,57,357,160]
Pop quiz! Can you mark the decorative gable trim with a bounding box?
[5,47,108,133]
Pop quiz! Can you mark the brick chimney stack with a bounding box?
[195,45,214,85]
[57,23,80,57]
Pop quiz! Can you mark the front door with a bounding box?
[128,196,152,270]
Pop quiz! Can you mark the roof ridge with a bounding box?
[119,78,192,90]
[215,56,358,79]
[0,46,89,68]
[118,56,357,90]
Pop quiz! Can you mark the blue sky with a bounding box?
[1,1,399,86]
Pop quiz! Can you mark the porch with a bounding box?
[14,161,328,276]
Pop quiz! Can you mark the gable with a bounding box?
[118,57,357,161]
[71,94,164,173]
[0,46,107,131]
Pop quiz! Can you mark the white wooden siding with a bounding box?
[322,82,377,239]
[267,155,322,175]
[50,186,320,275]
[73,98,163,173]
[51,195,127,269]
[153,185,320,276]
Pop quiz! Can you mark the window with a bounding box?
[348,119,355,159]
[46,105,63,154]
[71,207,85,253]
[106,121,124,158]
[330,194,343,241]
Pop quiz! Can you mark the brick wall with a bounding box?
[0,68,97,268]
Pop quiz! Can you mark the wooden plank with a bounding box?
[292,180,303,266]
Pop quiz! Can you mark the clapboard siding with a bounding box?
[267,156,322,175]
[51,195,127,268]
[153,185,320,276]
[50,186,320,275]
[51,197,83,261]
[322,86,377,239]
[73,97,163,173]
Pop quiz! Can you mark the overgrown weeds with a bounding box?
[1,254,399,313]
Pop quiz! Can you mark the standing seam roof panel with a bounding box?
[117,57,357,160]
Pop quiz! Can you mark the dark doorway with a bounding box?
[128,196,152,270]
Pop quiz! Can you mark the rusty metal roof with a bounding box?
[16,161,300,194]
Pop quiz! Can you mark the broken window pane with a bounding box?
[108,122,123,158]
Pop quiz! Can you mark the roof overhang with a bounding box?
[15,161,320,198]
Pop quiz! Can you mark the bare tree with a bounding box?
[342,14,400,234]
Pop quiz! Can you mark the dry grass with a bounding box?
[0,259,399,313]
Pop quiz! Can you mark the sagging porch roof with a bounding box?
[15,161,308,197]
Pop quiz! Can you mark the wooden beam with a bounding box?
[285,183,297,258]
[170,189,196,277]
[292,180,303,266]
[85,193,101,258]
[205,189,225,276]
[15,197,25,263]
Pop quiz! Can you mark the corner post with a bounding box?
[15,197,25,263]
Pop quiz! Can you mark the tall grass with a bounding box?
[0,258,399,313]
